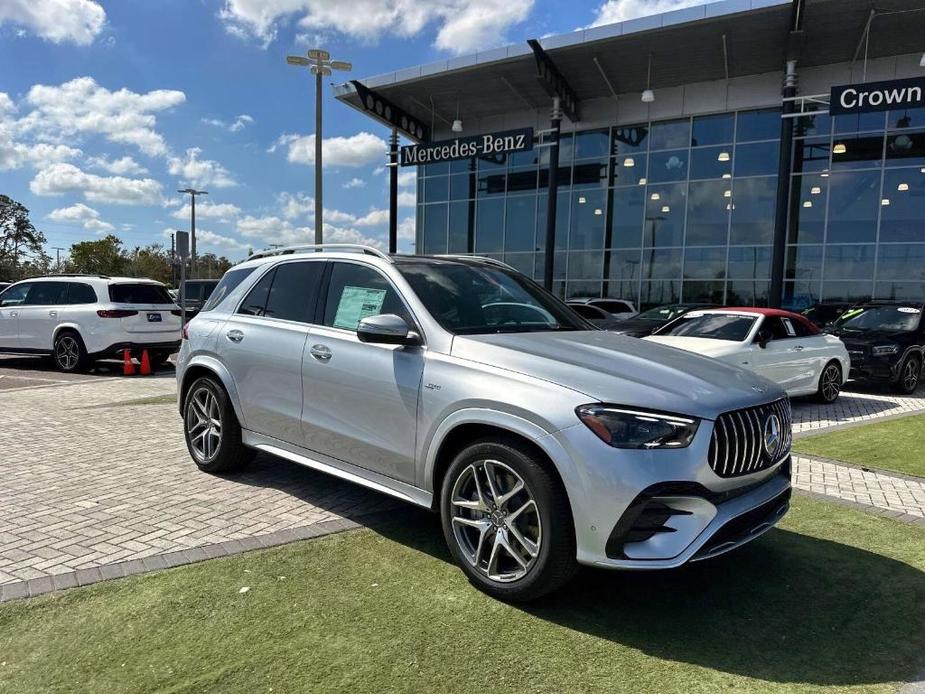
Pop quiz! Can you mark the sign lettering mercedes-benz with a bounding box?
[400,128,534,167]
[830,77,925,116]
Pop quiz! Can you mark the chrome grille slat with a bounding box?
[709,398,792,479]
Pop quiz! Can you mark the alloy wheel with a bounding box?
[186,387,222,463]
[450,459,541,583]
[55,336,80,371]
[904,360,920,392]
[821,364,841,402]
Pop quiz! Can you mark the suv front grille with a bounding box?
[708,398,792,478]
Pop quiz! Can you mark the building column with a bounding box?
[542,97,562,292]
[769,60,798,308]
[388,129,398,254]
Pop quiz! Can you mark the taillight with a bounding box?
[97,309,138,318]
[182,323,189,340]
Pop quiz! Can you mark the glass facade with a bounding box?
[416,105,925,309]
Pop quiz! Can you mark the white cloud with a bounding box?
[0,0,105,45]
[397,216,416,240]
[236,214,383,249]
[202,113,254,133]
[87,154,147,175]
[15,77,185,158]
[167,147,236,188]
[30,163,163,205]
[170,201,242,221]
[48,202,114,233]
[398,170,416,187]
[353,209,390,227]
[398,190,417,207]
[343,177,366,189]
[273,131,387,168]
[588,0,704,27]
[219,0,532,55]
[196,229,251,252]
[0,136,82,171]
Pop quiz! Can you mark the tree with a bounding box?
[196,252,233,279]
[126,244,172,284]
[0,195,47,281]
[67,235,128,276]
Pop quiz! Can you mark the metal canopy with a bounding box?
[336,0,925,129]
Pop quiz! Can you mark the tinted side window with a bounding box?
[238,269,276,316]
[0,283,30,307]
[201,268,256,312]
[594,300,632,314]
[763,317,790,340]
[24,282,67,306]
[322,263,410,331]
[788,317,814,337]
[66,282,97,304]
[264,261,324,323]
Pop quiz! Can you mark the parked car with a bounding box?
[178,245,793,601]
[0,282,10,293]
[645,307,850,403]
[826,301,924,394]
[800,301,855,329]
[608,303,720,338]
[0,275,182,372]
[565,302,621,329]
[178,279,220,319]
[567,297,637,320]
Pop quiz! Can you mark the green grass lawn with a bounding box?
[793,414,925,478]
[1,497,923,694]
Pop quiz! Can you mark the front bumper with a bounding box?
[546,421,792,570]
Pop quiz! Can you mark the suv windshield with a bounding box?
[657,313,757,341]
[835,305,921,332]
[109,283,174,305]
[637,305,693,323]
[396,261,588,335]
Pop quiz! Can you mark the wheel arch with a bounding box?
[179,356,246,426]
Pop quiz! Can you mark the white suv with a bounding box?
[0,275,182,372]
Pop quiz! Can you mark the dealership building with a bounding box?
[336,0,925,309]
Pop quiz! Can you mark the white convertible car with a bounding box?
[644,307,850,403]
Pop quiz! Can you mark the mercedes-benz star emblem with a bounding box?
[763,413,782,459]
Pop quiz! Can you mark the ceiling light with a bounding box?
[898,182,910,191]
[722,173,732,179]
[641,89,655,103]
[661,205,670,213]
[650,192,660,201]
[717,151,730,162]
[723,190,732,198]
[881,198,891,206]
[578,196,586,204]
[594,208,603,215]
[921,167,925,174]
[451,119,463,133]
[623,157,635,167]
[810,186,821,194]
[638,177,647,185]
[725,203,735,211]
[833,142,847,155]
[803,200,813,208]
[920,52,925,67]
[821,171,830,178]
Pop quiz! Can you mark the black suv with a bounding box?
[826,301,924,394]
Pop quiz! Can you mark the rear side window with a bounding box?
[570,304,606,319]
[238,269,276,317]
[264,261,324,323]
[66,282,97,304]
[24,282,67,305]
[109,284,174,304]
[201,268,256,312]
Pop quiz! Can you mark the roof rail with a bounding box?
[433,254,518,272]
[48,273,111,279]
[247,243,391,262]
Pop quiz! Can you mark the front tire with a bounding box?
[895,356,921,395]
[815,361,843,403]
[440,438,577,602]
[53,331,89,373]
[183,376,253,473]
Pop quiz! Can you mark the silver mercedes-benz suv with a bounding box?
[177,244,792,601]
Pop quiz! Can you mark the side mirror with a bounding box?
[357,313,421,346]
[755,328,773,349]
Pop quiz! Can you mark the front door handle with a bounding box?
[49,310,58,317]
[226,329,244,343]
[792,345,804,352]
[310,344,333,361]
[9,311,18,317]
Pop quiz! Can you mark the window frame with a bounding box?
[234,259,326,325]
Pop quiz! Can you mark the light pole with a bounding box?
[286,49,352,245]
[178,188,207,276]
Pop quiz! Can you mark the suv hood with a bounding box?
[452,330,783,420]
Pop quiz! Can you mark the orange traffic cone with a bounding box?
[122,349,136,376]
[139,349,152,376]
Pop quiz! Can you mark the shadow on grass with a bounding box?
[373,508,925,688]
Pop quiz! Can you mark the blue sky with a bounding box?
[0,0,698,259]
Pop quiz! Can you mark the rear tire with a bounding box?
[895,355,921,395]
[53,331,89,373]
[814,361,843,403]
[440,438,577,602]
[183,376,253,473]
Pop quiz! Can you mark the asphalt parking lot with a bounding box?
[1,354,924,594]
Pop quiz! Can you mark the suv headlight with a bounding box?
[872,344,899,356]
[576,405,700,449]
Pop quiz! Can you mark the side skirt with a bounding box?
[242,429,434,509]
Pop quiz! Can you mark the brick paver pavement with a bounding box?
[1,364,923,597]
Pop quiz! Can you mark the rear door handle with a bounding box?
[310,344,332,361]
[9,311,18,317]
[226,329,244,343]
[792,345,804,352]
[49,310,57,317]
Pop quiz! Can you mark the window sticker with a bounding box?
[782,318,797,337]
[333,285,387,330]
[840,308,865,321]
[898,307,921,314]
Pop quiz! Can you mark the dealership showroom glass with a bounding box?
[335,0,925,309]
